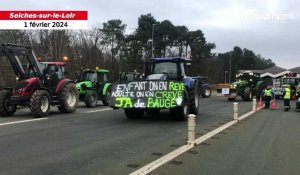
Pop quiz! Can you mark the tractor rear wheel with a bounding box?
[170,103,189,121]
[102,86,111,106]
[0,90,17,117]
[57,83,78,113]
[202,86,212,98]
[124,108,144,119]
[30,90,50,117]
[84,90,98,108]
[189,87,199,115]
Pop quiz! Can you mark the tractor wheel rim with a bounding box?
[205,89,210,96]
[67,90,77,107]
[41,96,49,113]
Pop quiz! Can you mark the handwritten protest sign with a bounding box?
[110,81,185,108]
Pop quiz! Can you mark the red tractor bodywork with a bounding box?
[0,43,78,117]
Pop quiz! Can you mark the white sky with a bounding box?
[1,0,299,69]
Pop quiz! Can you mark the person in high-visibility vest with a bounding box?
[282,84,291,111]
[263,85,274,109]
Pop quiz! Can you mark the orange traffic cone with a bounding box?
[270,99,278,110]
[258,96,264,108]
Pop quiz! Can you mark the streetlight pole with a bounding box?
[151,23,157,58]
[229,53,232,83]
[225,71,228,84]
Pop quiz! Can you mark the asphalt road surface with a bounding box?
[0,97,298,175]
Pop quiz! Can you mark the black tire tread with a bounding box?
[84,90,98,108]
[57,83,79,113]
[29,90,50,118]
[0,90,16,117]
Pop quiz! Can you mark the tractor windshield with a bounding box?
[83,72,97,82]
[283,78,295,85]
[152,62,178,79]
[97,73,108,83]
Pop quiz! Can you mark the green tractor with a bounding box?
[76,69,112,107]
[217,71,267,101]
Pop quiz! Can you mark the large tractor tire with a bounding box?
[242,87,253,101]
[102,86,111,106]
[124,108,144,119]
[29,90,50,118]
[170,103,189,121]
[189,86,199,115]
[171,90,189,121]
[57,83,79,113]
[201,86,212,98]
[84,90,98,108]
[0,90,17,117]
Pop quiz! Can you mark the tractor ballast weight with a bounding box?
[76,69,112,107]
[110,57,199,121]
[0,43,78,117]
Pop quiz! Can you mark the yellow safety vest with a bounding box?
[284,88,291,99]
[264,89,272,97]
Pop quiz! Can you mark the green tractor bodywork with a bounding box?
[218,71,267,101]
[76,69,111,107]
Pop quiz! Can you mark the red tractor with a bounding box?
[0,43,79,117]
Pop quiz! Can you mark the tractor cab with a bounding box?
[76,68,111,107]
[146,57,191,81]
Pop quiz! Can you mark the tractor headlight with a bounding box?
[175,97,183,105]
[230,84,237,89]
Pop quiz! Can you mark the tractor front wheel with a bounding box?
[57,83,78,113]
[102,86,111,106]
[30,90,50,117]
[0,90,17,117]
[84,90,98,108]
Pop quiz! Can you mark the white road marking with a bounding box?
[85,108,113,113]
[0,118,48,127]
[129,107,263,175]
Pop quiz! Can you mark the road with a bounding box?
[0,97,298,175]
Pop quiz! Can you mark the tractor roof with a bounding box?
[96,69,109,73]
[150,57,191,62]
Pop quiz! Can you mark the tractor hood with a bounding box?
[76,81,93,94]
[231,80,249,88]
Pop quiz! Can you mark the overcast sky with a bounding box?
[1,0,299,69]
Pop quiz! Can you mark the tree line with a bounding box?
[0,13,275,87]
